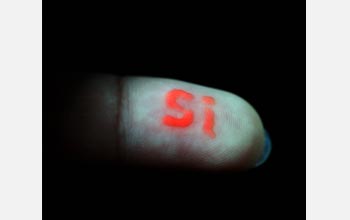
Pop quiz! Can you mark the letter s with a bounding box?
[163,89,194,127]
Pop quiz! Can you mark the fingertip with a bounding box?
[120,77,267,170]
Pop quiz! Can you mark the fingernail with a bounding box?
[255,130,272,167]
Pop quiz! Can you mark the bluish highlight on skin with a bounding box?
[255,130,272,167]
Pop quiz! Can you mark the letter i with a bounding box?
[201,96,216,139]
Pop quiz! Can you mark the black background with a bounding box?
[44,1,305,219]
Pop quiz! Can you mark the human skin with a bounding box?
[61,74,266,171]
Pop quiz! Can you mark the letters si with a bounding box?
[162,89,216,139]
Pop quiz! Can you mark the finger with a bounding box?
[61,74,267,171]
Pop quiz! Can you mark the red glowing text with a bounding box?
[163,89,216,139]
